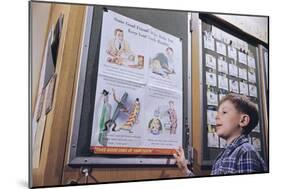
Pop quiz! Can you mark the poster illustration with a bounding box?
[229,63,238,77]
[97,10,150,84]
[147,27,183,92]
[90,10,183,155]
[205,53,216,70]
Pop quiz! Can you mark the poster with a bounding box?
[229,63,238,77]
[206,72,217,87]
[239,67,248,80]
[90,10,183,155]
[253,122,260,133]
[207,109,217,125]
[97,10,149,84]
[147,27,183,92]
[248,70,256,83]
[219,137,227,148]
[219,93,226,101]
[240,81,249,95]
[218,57,228,74]
[229,79,239,93]
[252,137,261,151]
[142,86,182,150]
[205,53,216,70]
[207,90,218,106]
[203,31,215,51]
[248,55,256,69]
[218,75,229,91]
[208,132,219,148]
[238,51,247,65]
[249,84,257,97]
[228,45,237,60]
[216,41,226,56]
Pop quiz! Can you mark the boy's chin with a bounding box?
[216,131,225,139]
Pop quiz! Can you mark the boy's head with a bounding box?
[215,93,259,139]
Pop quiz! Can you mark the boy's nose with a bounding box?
[215,113,219,120]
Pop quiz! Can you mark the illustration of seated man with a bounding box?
[167,100,177,134]
[148,109,163,135]
[117,98,140,133]
[165,47,175,74]
[150,50,175,78]
[128,55,144,69]
[106,28,133,65]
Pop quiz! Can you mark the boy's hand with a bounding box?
[173,146,189,175]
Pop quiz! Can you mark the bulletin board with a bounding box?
[199,14,267,166]
[68,5,191,166]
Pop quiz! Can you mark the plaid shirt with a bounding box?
[210,134,267,175]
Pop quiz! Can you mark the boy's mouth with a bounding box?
[216,123,222,128]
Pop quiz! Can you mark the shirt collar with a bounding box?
[225,134,249,152]
[214,134,249,161]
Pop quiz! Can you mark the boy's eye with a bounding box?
[222,111,227,114]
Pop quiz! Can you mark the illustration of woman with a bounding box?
[148,108,163,135]
[148,118,163,135]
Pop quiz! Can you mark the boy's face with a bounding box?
[215,100,244,139]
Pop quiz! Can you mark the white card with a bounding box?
[208,132,219,148]
[219,93,226,101]
[228,45,237,60]
[218,58,228,74]
[204,33,215,51]
[205,53,216,70]
[216,41,226,56]
[252,122,260,133]
[238,51,247,65]
[206,72,217,86]
[239,82,249,95]
[248,70,256,83]
[239,68,247,80]
[229,63,238,77]
[207,90,218,106]
[219,137,227,148]
[229,79,239,93]
[218,75,228,91]
[249,84,257,97]
[248,56,256,69]
[252,137,261,151]
[207,109,217,125]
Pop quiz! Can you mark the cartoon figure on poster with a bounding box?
[103,88,129,132]
[106,28,132,64]
[148,108,163,135]
[100,88,141,134]
[117,98,141,133]
[167,100,178,134]
[150,47,175,78]
[97,89,112,145]
[149,100,178,135]
[106,28,144,69]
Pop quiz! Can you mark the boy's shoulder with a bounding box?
[237,141,256,153]
[232,138,265,164]
[227,135,258,158]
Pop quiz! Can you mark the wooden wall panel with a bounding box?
[32,4,85,187]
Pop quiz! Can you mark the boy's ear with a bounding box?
[239,114,250,128]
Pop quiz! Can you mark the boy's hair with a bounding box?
[218,93,259,135]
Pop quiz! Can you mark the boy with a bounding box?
[174,93,267,176]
